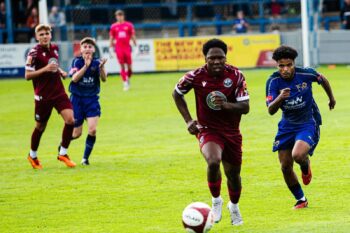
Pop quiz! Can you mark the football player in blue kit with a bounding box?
[69,37,107,165]
[265,45,336,209]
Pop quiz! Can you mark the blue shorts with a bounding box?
[70,94,101,127]
[273,123,320,156]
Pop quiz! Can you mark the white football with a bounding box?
[182,202,214,233]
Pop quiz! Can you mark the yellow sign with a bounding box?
[154,34,280,71]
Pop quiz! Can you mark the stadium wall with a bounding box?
[1,31,350,78]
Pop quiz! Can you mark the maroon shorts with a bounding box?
[116,48,132,65]
[197,129,243,165]
[34,94,72,122]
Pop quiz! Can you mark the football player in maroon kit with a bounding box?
[173,39,249,226]
[25,24,76,169]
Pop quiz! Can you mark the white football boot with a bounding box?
[123,80,130,91]
[211,196,223,223]
[227,201,243,226]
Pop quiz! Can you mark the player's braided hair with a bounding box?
[272,45,298,61]
[202,38,227,56]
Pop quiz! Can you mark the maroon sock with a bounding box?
[31,128,44,151]
[127,69,132,78]
[61,124,74,148]
[208,178,222,198]
[228,187,242,204]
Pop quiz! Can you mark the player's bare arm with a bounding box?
[58,67,67,79]
[221,100,249,114]
[109,36,114,57]
[25,63,59,80]
[210,92,249,114]
[131,35,137,46]
[268,88,290,115]
[319,76,336,110]
[172,90,200,135]
[99,58,108,82]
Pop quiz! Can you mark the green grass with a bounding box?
[0,66,349,233]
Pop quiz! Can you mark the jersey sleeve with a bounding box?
[69,58,83,77]
[265,77,279,106]
[25,48,38,71]
[305,67,324,84]
[235,71,249,102]
[174,71,195,95]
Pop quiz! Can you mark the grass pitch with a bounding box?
[0,66,349,233]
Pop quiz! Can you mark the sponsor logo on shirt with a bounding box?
[48,58,58,65]
[284,96,306,110]
[206,91,227,110]
[223,78,233,88]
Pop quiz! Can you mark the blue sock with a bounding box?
[288,183,304,200]
[84,135,96,160]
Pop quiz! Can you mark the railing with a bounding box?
[0,0,344,43]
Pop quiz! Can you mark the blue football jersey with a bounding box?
[69,57,101,97]
[266,67,323,125]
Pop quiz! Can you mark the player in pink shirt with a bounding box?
[109,10,137,91]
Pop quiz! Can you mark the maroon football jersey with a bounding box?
[25,43,66,100]
[175,64,249,131]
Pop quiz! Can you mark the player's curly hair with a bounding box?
[202,39,227,56]
[272,45,298,61]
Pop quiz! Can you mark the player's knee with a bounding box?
[35,122,47,132]
[65,118,75,125]
[88,128,96,136]
[292,153,306,164]
[207,157,221,171]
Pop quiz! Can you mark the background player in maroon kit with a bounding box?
[109,9,137,91]
[25,24,76,169]
[172,39,250,226]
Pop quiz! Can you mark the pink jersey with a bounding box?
[109,21,135,49]
[175,64,249,131]
[25,43,67,100]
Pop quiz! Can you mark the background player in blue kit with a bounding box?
[69,37,107,165]
[266,45,336,209]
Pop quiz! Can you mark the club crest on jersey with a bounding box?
[223,78,233,88]
[202,81,207,87]
[42,52,46,57]
[295,82,308,92]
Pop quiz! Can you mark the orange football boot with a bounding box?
[293,199,308,209]
[57,155,76,168]
[27,155,42,169]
